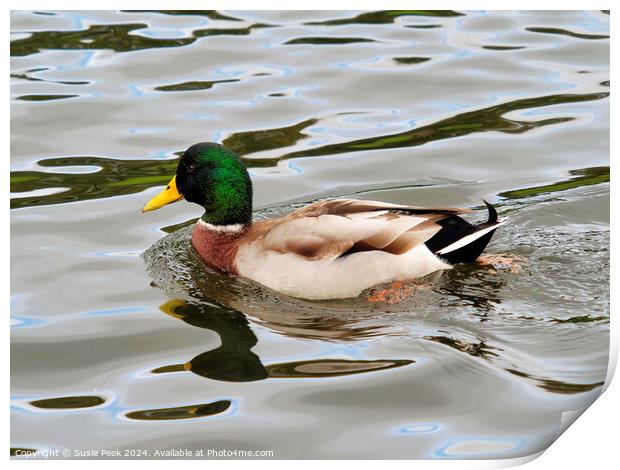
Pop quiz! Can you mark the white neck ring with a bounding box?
[197,219,247,233]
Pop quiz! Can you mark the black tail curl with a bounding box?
[482,199,498,225]
[425,200,501,265]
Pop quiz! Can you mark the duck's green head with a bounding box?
[142,142,253,226]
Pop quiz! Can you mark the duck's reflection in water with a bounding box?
[153,299,413,383]
[142,230,601,395]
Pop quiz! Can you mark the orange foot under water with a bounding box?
[367,281,419,304]
[476,253,527,274]
[367,254,526,303]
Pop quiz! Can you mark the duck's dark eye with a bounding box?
[186,163,197,173]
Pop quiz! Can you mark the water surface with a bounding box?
[11,10,609,459]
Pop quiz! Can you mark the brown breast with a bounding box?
[191,222,246,275]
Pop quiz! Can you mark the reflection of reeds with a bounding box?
[154,79,239,92]
[29,395,105,409]
[499,166,609,200]
[10,92,609,210]
[125,10,244,22]
[525,27,609,40]
[278,91,608,160]
[393,57,431,65]
[284,37,377,45]
[505,368,604,395]
[11,21,273,57]
[425,334,605,395]
[15,94,79,101]
[304,10,463,26]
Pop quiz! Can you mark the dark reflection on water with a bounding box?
[427,336,605,395]
[481,46,525,51]
[265,359,413,378]
[125,10,245,21]
[304,10,463,26]
[550,315,608,324]
[153,298,413,382]
[499,166,609,200]
[393,57,431,65]
[10,92,608,210]
[29,395,106,409]
[191,23,275,39]
[279,92,609,160]
[159,299,268,382]
[11,20,274,57]
[11,24,196,57]
[222,117,319,158]
[505,369,604,395]
[424,336,500,359]
[406,24,442,29]
[11,70,90,85]
[11,155,175,210]
[15,94,79,102]
[432,264,506,314]
[125,400,231,421]
[284,37,378,45]
[525,27,609,40]
[154,79,240,92]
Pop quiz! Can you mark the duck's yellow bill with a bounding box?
[158,298,187,320]
[142,176,183,212]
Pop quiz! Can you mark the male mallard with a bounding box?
[143,142,506,300]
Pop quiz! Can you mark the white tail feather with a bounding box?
[437,218,508,255]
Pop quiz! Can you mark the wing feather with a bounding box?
[256,198,468,261]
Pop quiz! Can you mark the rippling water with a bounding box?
[11,10,609,459]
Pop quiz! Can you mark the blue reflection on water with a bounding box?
[399,423,440,434]
[335,55,384,70]
[81,306,148,317]
[10,305,153,330]
[131,29,188,39]
[286,160,304,174]
[63,11,89,31]
[182,113,219,121]
[128,83,146,97]
[127,128,170,135]
[11,316,45,329]
[576,10,611,33]
[77,50,96,68]
[315,340,372,359]
[434,436,526,458]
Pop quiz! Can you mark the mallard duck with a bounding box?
[143,142,506,300]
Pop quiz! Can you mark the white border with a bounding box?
[6,2,615,469]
